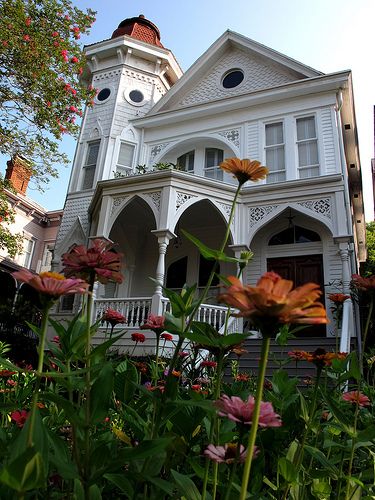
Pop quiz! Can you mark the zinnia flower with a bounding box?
[160,333,173,341]
[201,360,217,368]
[102,308,126,327]
[342,390,370,407]
[62,239,123,285]
[131,333,145,343]
[220,158,268,186]
[12,270,88,305]
[235,373,250,382]
[288,349,346,368]
[328,293,350,304]
[351,274,375,292]
[204,443,258,463]
[141,314,165,335]
[219,272,328,336]
[11,410,30,428]
[0,370,16,377]
[215,394,282,428]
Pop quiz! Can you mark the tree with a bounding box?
[0,176,23,257]
[362,221,375,276]
[0,0,96,191]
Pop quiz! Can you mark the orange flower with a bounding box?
[328,293,350,304]
[219,158,269,186]
[219,272,328,336]
[235,373,250,382]
[288,348,346,368]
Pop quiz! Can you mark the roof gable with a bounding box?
[150,31,323,114]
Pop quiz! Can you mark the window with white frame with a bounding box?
[296,116,319,178]
[116,142,135,177]
[265,122,285,183]
[23,239,35,269]
[82,140,100,190]
[40,244,54,272]
[177,151,195,172]
[204,148,223,181]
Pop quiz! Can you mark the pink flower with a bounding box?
[25,17,32,26]
[178,351,189,358]
[52,336,60,344]
[342,391,370,407]
[51,31,59,37]
[12,270,88,303]
[6,380,17,387]
[141,314,165,335]
[204,443,258,464]
[160,333,173,341]
[351,274,375,292]
[47,101,52,107]
[23,35,30,42]
[131,333,145,343]
[62,239,123,285]
[102,308,126,327]
[11,410,30,428]
[53,41,59,47]
[68,105,78,113]
[71,56,79,64]
[215,395,282,428]
[201,361,217,368]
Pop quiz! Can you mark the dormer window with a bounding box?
[177,151,194,172]
[116,142,135,177]
[204,148,223,181]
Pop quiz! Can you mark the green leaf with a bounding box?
[311,479,332,499]
[304,445,339,478]
[0,447,45,492]
[90,332,127,363]
[278,457,297,483]
[42,393,83,426]
[114,363,138,404]
[88,483,102,500]
[275,325,296,345]
[181,230,239,263]
[118,438,172,462]
[74,478,85,500]
[171,469,202,500]
[348,351,361,381]
[90,363,114,422]
[104,474,134,497]
[47,430,78,480]
[148,477,176,496]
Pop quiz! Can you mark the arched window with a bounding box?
[269,226,321,246]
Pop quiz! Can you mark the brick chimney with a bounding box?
[5,156,32,195]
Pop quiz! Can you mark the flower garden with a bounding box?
[0,159,374,499]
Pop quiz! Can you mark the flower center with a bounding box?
[39,272,66,281]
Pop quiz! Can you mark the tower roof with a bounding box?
[111,14,164,48]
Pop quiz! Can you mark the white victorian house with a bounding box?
[53,15,365,352]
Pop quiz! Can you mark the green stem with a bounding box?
[27,304,50,447]
[239,336,271,500]
[360,296,373,372]
[224,438,243,500]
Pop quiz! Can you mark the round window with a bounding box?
[129,90,144,103]
[97,88,111,101]
[222,69,244,89]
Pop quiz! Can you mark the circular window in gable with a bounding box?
[222,69,244,89]
[125,89,146,106]
[97,88,111,102]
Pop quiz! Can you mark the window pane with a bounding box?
[205,148,223,168]
[23,239,34,268]
[298,141,318,167]
[83,141,100,189]
[82,166,95,190]
[177,151,195,171]
[299,166,319,179]
[266,122,283,145]
[118,143,135,167]
[297,117,316,140]
[266,146,285,171]
[85,141,100,166]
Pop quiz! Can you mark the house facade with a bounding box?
[53,15,365,348]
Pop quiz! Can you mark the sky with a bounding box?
[3,0,374,219]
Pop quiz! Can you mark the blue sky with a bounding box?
[3,0,374,219]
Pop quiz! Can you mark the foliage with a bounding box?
[0,0,96,190]
[362,221,375,276]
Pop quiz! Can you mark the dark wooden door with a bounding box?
[267,254,326,337]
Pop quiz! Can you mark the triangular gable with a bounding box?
[150,31,322,114]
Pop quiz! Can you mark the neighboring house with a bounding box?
[53,15,365,353]
[0,156,63,326]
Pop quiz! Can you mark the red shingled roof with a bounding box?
[111,14,164,48]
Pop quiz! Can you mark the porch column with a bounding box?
[228,244,251,282]
[151,229,175,315]
[335,237,353,294]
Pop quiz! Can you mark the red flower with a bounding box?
[215,395,282,428]
[201,360,217,368]
[329,293,350,304]
[235,373,250,382]
[62,239,123,285]
[342,391,370,407]
[131,333,145,343]
[25,17,32,26]
[23,35,30,42]
[102,308,126,327]
[191,384,202,392]
[160,333,173,341]
[141,314,165,335]
[71,56,79,64]
[12,270,88,303]
[51,31,59,37]
[204,443,257,464]
[11,410,30,428]
[178,351,189,358]
[219,273,328,336]
[0,370,17,377]
[351,274,375,292]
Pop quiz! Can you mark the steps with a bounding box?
[228,337,351,381]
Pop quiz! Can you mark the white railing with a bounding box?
[340,298,354,353]
[94,297,152,329]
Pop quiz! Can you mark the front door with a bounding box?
[267,254,326,337]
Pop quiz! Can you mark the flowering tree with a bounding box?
[0,176,23,257]
[0,0,96,190]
